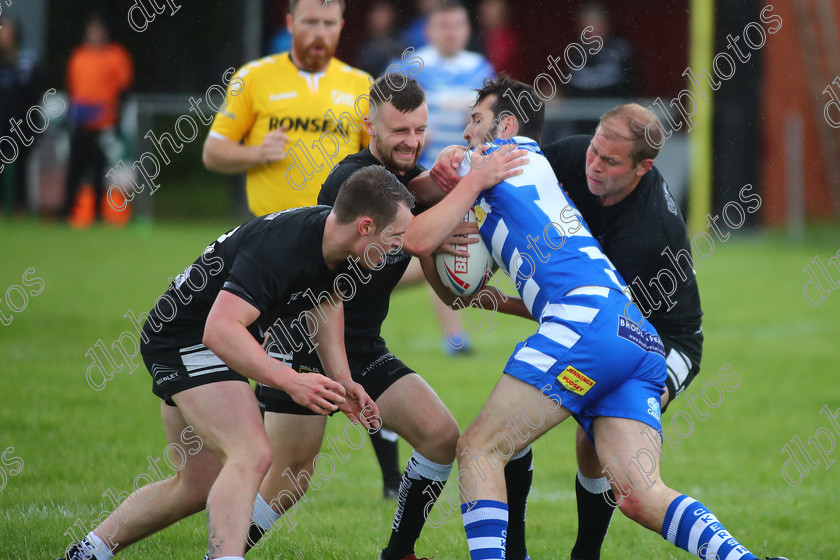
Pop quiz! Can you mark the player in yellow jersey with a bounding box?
[202,0,407,501]
[202,0,370,215]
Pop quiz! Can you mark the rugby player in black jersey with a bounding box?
[430,103,704,560]
[544,104,704,560]
[60,167,416,560]
[243,73,528,560]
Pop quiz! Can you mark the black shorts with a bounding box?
[258,339,413,415]
[660,331,704,412]
[142,342,249,406]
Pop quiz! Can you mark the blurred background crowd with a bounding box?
[0,0,836,233]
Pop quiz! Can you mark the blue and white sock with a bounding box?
[662,495,758,560]
[461,500,508,560]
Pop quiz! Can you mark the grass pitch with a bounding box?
[1,218,838,559]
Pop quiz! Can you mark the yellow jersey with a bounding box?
[210,53,371,215]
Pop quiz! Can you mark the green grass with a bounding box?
[1,219,839,559]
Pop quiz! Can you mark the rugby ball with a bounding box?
[435,209,496,296]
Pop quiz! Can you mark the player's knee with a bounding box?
[230,439,274,479]
[427,415,460,462]
[253,443,274,476]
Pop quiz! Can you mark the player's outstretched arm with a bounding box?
[407,145,483,207]
[311,298,381,431]
[419,255,533,321]
[407,170,447,207]
[203,290,345,415]
[402,147,528,257]
[202,127,289,174]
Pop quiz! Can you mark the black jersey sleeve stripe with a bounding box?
[221,281,260,310]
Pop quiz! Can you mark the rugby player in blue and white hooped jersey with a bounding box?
[423,75,787,560]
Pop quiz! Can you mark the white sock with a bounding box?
[576,469,611,494]
[212,557,244,560]
[85,532,114,560]
[252,493,281,531]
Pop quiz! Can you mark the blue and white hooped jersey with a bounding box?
[460,137,629,323]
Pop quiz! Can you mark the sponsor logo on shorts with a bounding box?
[359,352,396,377]
[647,397,661,421]
[151,364,180,385]
[617,317,666,357]
[298,365,322,374]
[556,365,595,396]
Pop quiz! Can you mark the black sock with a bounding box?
[243,521,267,554]
[370,428,402,491]
[505,446,534,560]
[382,451,452,560]
[570,472,616,560]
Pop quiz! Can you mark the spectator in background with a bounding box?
[355,1,404,77]
[266,0,292,55]
[61,14,133,223]
[565,2,635,98]
[395,0,494,170]
[0,16,40,216]
[477,0,520,79]
[391,0,495,355]
[400,0,436,50]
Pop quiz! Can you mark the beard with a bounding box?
[375,138,420,173]
[295,39,335,72]
[468,122,500,149]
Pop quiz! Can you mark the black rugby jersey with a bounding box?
[543,135,703,341]
[141,206,351,353]
[317,148,425,345]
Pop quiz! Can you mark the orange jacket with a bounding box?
[66,43,133,130]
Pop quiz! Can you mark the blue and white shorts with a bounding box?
[504,287,667,440]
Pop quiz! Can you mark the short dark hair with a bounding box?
[597,104,664,164]
[473,73,545,143]
[333,166,415,228]
[288,0,345,16]
[369,73,425,113]
[429,0,468,17]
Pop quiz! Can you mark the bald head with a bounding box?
[597,103,665,165]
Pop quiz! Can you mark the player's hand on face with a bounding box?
[338,380,380,431]
[288,371,346,415]
[436,221,479,256]
[431,145,466,192]
[469,144,528,190]
[260,126,289,164]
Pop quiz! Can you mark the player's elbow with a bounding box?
[202,141,221,172]
[202,321,222,353]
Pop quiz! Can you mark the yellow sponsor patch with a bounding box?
[556,365,595,396]
[473,205,487,226]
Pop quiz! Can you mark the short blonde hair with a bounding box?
[597,103,665,165]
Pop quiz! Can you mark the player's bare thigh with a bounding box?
[171,380,271,466]
[459,374,573,465]
[376,373,460,464]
